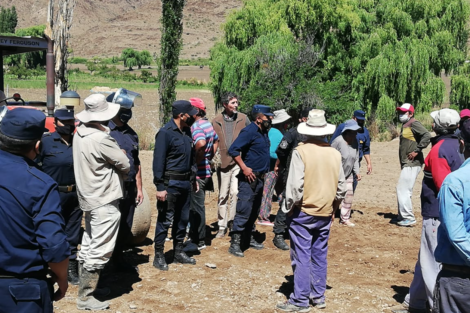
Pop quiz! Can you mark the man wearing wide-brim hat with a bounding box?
[277,109,346,312]
[73,93,131,311]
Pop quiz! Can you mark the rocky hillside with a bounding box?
[0,0,241,59]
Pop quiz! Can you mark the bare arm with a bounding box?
[49,258,69,301]
[364,154,372,174]
[195,139,206,164]
[135,164,143,205]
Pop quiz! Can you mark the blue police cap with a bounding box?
[0,108,48,140]
[172,100,198,116]
[354,110,366,120]
[252,104,274,116]
[54,108,75,121]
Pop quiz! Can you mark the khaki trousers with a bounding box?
[78,200,121,271]
[217,164,240,230]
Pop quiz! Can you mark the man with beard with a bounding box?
[106,89,144,272]
[330,110,372,191]
[153,100,199,271]
[38,108,81,285]
[227,105,273,258]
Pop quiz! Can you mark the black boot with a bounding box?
[249,236,264,250]
[173,242,196,265]
[68,259,79,286]
[273,234,289,251]
[153,244,169,271]
[228,233,244,257]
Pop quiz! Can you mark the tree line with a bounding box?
[0,6,17,34]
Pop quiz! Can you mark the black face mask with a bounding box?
[262,118,272,131]
[185,115,196,127]
[56,124,75,135]
[119,110,132,124]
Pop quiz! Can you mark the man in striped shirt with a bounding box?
[189,98,219,250]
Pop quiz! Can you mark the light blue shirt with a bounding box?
[435,157,470,267]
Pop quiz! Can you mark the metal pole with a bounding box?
[46,35,55,116]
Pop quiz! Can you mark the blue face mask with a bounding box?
[119,110,132,124]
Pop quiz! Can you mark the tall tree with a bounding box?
[121,48,139,70]
[158,0,186,125]
[211,0,470,127]
[137,50,153,69]
[46,0,76,104]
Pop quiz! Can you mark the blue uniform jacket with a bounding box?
[330,123,370,160]
[153,119,194,192]
[109,121,140,182]
[0,150,70,274]
[435,157,470,267]
[228,122,270,173]
[38,132,75,186]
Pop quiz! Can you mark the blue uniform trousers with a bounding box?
[232,177,264,240]
[114,182,137,253]
[154,188,191,246]
[59,192,82,260]
[0,277,53,313]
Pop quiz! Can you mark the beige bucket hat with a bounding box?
[76,94,120,123]
[297,109,336,136]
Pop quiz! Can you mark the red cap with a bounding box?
[189,98,205,112]
[396,103,414,113]
[460,109,470,119]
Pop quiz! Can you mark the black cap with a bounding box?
[172,100,198,116]
[54,108,75,121]
[0,108,48,140]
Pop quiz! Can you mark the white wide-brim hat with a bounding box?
[272,109,291,124]
[76,93,121,123]
[297,109,336,136]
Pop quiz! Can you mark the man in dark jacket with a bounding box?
[393,109,461,313]
[395,103,431,227]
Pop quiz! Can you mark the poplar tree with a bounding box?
[158,0,186,125]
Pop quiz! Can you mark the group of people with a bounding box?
[0,88,469,313]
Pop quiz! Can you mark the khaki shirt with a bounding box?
[73,123,130,211]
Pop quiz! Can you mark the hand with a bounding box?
[367,163,372,175]
[193,181,199,192]
[156,190,167,202]
[356,174,362,181]
[135,189,144,206]
[274,164,279,177]
[52,276,68,301]
[242,166,256,183]
[407,151,418,160]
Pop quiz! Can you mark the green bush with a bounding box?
[69,57,88,64]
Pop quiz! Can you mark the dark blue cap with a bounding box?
[354,110,366,120]
[461,118,470,142]
[0,108,48,140]
[54,108,75,121]
[172,100,198,116]
[252,104,274,116]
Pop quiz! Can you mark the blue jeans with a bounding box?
[189,178,208,243]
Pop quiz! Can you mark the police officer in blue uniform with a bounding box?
[106,90,144,272]
[0,108,70,313]
[37,108,81,286]
[153,100,199,271]
[228,104,273,257]
[330,109,372,191]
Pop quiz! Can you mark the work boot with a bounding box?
[153,244,168,271]
[273,234,289,251]
[249,236,264,250]
[79,263,110,297]
[76,268,109,310]
[68,259,79,286]
[173,242,196,265]
[228,233,244,257]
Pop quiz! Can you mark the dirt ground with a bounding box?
[8,88,427,312]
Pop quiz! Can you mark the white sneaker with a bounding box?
[340,220,355,227]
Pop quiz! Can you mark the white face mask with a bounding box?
[399,113,410,124]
